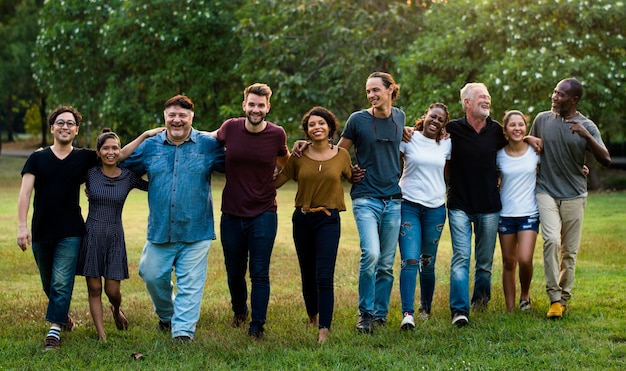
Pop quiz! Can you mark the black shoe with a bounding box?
[232,312,249,328]
[356,313,373,334]
[174,335,193,343]
[248,324,265,340]
[158,320,171,332]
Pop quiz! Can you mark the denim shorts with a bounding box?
[498,214,540,234]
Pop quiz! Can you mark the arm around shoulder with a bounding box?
[119,127,165,161]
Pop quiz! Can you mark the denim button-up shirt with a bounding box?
[122,129,225,243]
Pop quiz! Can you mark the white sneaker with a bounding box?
[400,313,415,330]
[452,313,469,328]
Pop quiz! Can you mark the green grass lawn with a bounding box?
[1,155,625,370]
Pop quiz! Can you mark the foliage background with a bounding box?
[1,0,625,152]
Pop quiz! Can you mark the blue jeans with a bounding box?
[448,209,500,317]
[292,208,340,329]
[138,240,211,338]
[399,201,446,314]
[352,197,401,321]
[221,211,277,330]
[32,237,82,325]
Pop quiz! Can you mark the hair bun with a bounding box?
[101,127,112,133]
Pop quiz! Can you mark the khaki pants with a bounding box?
[536,193,586,305]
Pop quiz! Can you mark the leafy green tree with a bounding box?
[33,0,121,146]
[234,0,426,138]
[0,0,44,146]
[100,0,243,140]
[397,0,626,145]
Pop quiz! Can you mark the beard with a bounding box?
[246,112,265,126]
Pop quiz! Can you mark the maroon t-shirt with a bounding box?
[216,118,288,217]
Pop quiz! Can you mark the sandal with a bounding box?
[110,305,129,330]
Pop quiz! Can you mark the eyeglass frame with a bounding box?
[52,120,78,128]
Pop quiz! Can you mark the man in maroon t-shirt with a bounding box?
[215,83,290,340]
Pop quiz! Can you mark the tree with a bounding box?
[234,0,426,138]
[397,0,626,145]
[33,0,121,147]
[0,0,44,148]
[99,0,243,140]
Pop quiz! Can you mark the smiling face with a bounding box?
[422,106,447,139]
[504,113,527,143]
[366,77,393,112]
[50,111,79,145]
[551,80,577,117]
[98,137,121,166]
[465,86,491,119]
[243,93,270,127]
[164,105,193,144]
[306,115,330,143]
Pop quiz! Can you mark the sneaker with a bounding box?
[547,302,563,318]
[44,335,60,350]
[519,299,532,311]
[452,313,469,328]
[158,320,171,332]
[400,312,415,330]
[356,313,373,334]
[61,315,75,332]
[232,312,249,328]
[417,308,430,321]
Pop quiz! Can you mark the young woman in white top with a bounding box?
[496,110,540,312]
[398,103,452,329]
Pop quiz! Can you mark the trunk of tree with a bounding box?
[39,95,48,147]
[7,93,15,142]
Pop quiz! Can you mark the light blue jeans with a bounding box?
[399,201,446,314]
[138,240,211,339]
[448,209,499,317]
[32,237,82,325]
[352,197,401,321]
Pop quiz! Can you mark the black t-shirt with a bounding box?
[21,147,98,242]
[446,116,507,214]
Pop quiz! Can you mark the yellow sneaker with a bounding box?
[547,302,563,318]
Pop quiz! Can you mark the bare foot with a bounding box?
[110,305,129,330]
[308,314,318,328]
[318,328,329,344]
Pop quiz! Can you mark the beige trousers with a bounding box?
[536,193,586,305]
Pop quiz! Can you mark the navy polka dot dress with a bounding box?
[77,166,148,280]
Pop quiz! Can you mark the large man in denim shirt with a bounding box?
[123,95,225,341]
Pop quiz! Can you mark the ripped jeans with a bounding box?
[399,200,446,314]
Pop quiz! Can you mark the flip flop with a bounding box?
[110,305,129,330]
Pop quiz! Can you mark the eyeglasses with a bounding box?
[373,114,398,142]
[53,120,77,128]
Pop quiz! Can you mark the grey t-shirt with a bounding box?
[341,108,404,199]
[530,111,607,199]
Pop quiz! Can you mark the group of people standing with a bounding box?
[16,73,610,350]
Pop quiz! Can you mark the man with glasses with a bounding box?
[340,72,405,334]
[17,105,157,349]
